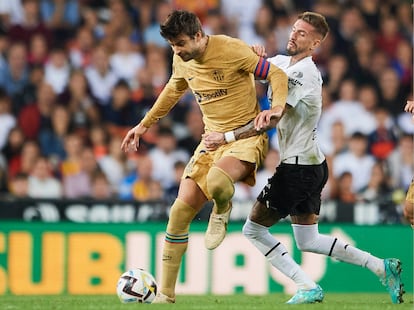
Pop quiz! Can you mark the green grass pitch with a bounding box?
[1,293,413,310]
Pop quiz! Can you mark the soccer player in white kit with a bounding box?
[203,11,404,305]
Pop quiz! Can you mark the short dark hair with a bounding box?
[160,10,204,41]
[298,12,329,40]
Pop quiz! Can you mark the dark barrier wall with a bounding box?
[0,198,404,224]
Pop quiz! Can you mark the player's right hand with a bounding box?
[120,123,148,152]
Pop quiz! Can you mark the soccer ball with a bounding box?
[116,268,158,304]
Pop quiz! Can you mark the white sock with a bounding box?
[243,219,316,289]
[292,224,384,276]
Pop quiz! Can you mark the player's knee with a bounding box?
[403,200,414,225]
[206,166,234,203]
[295,238,316,252]
[292,225,318,252]
[242,218,267,240]
[166,198,197,234]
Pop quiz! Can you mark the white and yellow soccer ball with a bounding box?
[116,268,158,304]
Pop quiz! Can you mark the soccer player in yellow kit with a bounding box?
[120,10,288,303]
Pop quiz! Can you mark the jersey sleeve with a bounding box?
[140,59,188,127]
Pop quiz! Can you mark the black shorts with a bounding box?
[257,160,328,218]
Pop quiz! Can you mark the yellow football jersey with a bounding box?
[141,34,287,133]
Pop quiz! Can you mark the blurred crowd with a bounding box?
[0,0,412,223]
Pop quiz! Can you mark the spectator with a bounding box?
[90,170,112,199]
[390,40,413,95]
[9,171,29,198]
[0,154,8,195]
[78,6,105,41]
[7,0,52,47]
[377,67,406,118]
[348,30,377,86]
[2,126,25,179]
[44,47,70,95]
[333,132,376,193]
[110,35,145,86]
[0,91,16,151]
[323,54,349,100]
[68,26,95,69]
[220,0,263,41]
[63,146,100,198]
[322,78,374,137]
[332,171,357,222]
[148,126,189,189]
[367,107,398,161]
[102,79,138,137]
[88,125,108,160]
[331,6,366,58]
[38,104,72,161]
[358,84,379,115]
[131,154,163,202]
[17,64,45,114]
[40,0,80,44]
[84,44,119,106]
[164,160,186,204]
[0,42,29,104]
[387,133,414,191]
[357,161,393,205]
[27,155,62,198]
[18,82,56,140]
[177,107,204,156]
[27,33,49,66]
[375,15,404,60]
[0,0,24,28]
[98,135,128,195]
[142,1,171,49]
[101,0,142,50]
[144,45,169,95]
[59,132,84,179]
[59,69,100,138]
[18,140,41,179]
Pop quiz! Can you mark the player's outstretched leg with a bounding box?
[292,224,405,304]
[381,258,404,304]
[286,285,324,304]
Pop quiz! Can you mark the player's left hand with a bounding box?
[251,44,267,57]
[254,108,283,131]
[404,100,414,121]
[202,132,226,151]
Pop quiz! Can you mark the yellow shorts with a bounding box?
[183,134,268,200]
[406,180,414,204]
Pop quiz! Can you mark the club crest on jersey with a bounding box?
[212,69,224,82]
[292,71,303,78]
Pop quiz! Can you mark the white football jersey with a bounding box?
[267,55,325,165]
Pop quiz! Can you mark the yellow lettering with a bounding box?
[9,232,64,294]
[68,233,123,294]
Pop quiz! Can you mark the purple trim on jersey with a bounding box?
[254,57,270,79]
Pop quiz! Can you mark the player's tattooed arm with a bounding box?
[202,112,280,152]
